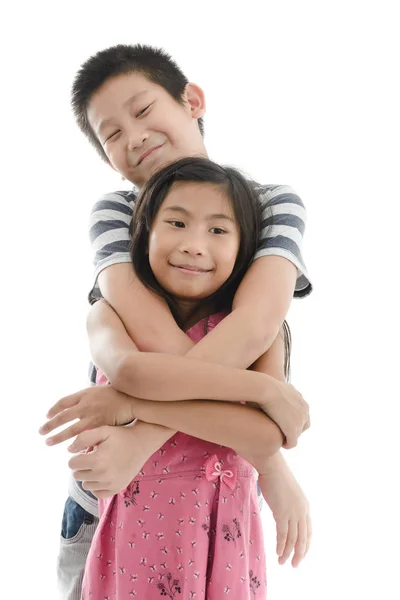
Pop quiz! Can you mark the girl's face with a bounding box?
[148,181,240,316]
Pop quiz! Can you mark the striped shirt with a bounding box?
[88,184,311,305]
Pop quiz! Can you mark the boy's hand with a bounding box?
[39,386,136,446]
[258,469,312,568]
[260,380,310,449]
[67,425,151,498]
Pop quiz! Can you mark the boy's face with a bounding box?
[87,72,207,187]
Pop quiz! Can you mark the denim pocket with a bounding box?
[61,496,95,540]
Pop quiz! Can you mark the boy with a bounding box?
[55,44,312,598]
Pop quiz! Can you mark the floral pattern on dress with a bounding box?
[82,312,267,599]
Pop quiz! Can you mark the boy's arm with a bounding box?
[98,264,193,355]
[130,326,301,467]
[87,299,308,447]
[99,258,295,369]
[187,256,297,367]
[88,193,193,355]
[126,323,289,469]
[96,185,309,369]
[87,300,276,407]
[123,326,290,477]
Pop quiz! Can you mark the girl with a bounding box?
[46,158,310,598]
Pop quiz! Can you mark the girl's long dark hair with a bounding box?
[130,157,292,380]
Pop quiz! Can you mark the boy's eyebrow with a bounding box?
[162,206,235,222]
[97,91,149,135]
[122,90,148,109]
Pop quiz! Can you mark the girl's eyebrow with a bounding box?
[162,205,235,222]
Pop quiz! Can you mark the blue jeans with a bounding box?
[57,480,99,600]
[61,497,95,539]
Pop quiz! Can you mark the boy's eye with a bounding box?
[210,227,226,234]
[168,220,185,228]
[136,104,151,118]
[105,130,120,143]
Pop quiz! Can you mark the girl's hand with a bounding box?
[260,380,310,449]
[258,465,312,568]
[39,386,136,446]
[67,425,151,498]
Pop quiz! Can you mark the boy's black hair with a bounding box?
[130,156,292,380]
[71,44,204,163]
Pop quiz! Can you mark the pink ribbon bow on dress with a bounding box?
[203,454,238,491]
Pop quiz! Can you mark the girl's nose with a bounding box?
[180,237,206,256]
[183,247,204,256]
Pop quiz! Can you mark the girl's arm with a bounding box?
[129,397,283,469]
[247,330,312,569]
[249,327,292,475]
[130,327,292,474]
[87,300,308,448]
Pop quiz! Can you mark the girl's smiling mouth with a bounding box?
[170,263,212,275]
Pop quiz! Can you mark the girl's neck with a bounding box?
[176,299,217,331]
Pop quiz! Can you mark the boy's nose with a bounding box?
[127,129,149,152]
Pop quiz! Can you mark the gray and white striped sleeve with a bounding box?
[254,185,312,298]
[88,190,136,303]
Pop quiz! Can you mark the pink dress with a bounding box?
[82,311,267,599]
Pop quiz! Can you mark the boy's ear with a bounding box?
[184,83,206,119]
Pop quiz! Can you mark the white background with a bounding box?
[2,1,399,598]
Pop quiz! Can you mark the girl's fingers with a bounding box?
[278,520,297,565]
[276,521,289,558]
[68,451,99,472]
[39,408,77,436]
[71,468,99,482]
[68,427,109,454]
[81,479,110,492]
[291,519,308,567]
[46,393,80,419]
[93,490,114,499]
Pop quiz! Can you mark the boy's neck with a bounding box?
[131,151,209,190]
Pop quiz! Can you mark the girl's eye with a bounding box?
[210,227,226,234]
[168,220,185,228]
[136,104,151,117]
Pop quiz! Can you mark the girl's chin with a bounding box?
[163,282,214,299]
[173,290,216,302]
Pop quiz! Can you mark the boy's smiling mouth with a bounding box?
[137,144,164,166]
